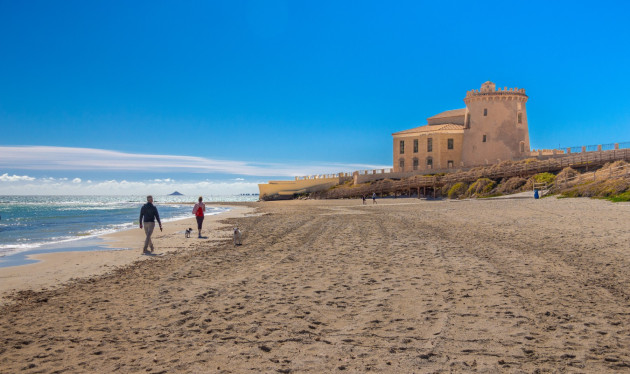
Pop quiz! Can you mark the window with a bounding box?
[399,140,405,154]
[413,158,419,170]
[413,139,418,153]
[427,138,433,152]
[448,160,454,168]
[483,135,487,143]
[426,157,433,168]
[399,159,404,171]
[517,112,522,124]
[483,108,487,116]
[466,114,471,129]
[520,141,525,153]
[447,138,454,150]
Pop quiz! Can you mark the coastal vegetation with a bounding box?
[454,162,630,201]
[306,160,630,202]
[447,182,467,199]
[465,178,495,197]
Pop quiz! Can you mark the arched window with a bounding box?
[520,141,525,153]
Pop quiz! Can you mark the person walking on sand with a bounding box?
[193,196,206,238]
[362,195,366,205]
[139,195,162,254]
[372,192,377,204]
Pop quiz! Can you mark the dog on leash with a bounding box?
[185,228,193,238]
[233,227,242,246]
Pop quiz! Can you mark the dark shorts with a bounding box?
[196,216,204,230]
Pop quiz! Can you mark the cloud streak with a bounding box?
[0,146,389,177]
[0,177,262,196]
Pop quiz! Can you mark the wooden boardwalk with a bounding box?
[319,148,630,199]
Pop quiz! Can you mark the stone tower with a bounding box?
[461,81,530,166]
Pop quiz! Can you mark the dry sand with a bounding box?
[1,197,629,373]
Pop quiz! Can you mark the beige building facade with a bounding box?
[393,81,530,172]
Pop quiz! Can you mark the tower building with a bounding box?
[461,81,530,166]
[392,81,530,172]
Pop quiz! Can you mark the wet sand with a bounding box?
[1,198,629,372]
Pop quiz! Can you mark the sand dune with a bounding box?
[1,198,629,372]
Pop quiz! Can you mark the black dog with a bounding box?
[185,228,193,238]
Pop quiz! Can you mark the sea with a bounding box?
[0,195,257,267]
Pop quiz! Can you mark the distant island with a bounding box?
[168,191,184,196]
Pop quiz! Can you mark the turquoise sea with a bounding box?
[0,195,257,267]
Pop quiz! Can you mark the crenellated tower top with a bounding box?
[464,81,528,104]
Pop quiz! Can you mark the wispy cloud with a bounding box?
[0,146,389,177]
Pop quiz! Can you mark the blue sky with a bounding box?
[1,0,629,194]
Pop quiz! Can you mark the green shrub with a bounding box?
[599,179,630,197]
[448,182,467,199]
[466,178,496,197]
[607,190,630,202]
[533,172,556,185]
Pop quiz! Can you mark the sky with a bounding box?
[1,0,629,195]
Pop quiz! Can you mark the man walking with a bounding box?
[139,195,162,254]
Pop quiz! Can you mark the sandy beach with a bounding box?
[0,205,254,305]
[1,197,629,372]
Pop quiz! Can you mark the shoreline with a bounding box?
[0,204,232,261]
[0,204,256,305]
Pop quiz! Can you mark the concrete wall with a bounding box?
[258,177,342,199]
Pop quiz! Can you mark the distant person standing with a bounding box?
[139,195,162,254]
[372,192,377,204]
[362,195,366,205]
[193,196,206,238]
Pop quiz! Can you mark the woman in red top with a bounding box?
[192,196,206,238]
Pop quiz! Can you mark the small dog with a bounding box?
[233,227,242,246]
[185,228,193,238]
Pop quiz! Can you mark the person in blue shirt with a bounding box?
[139,195,162,254]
